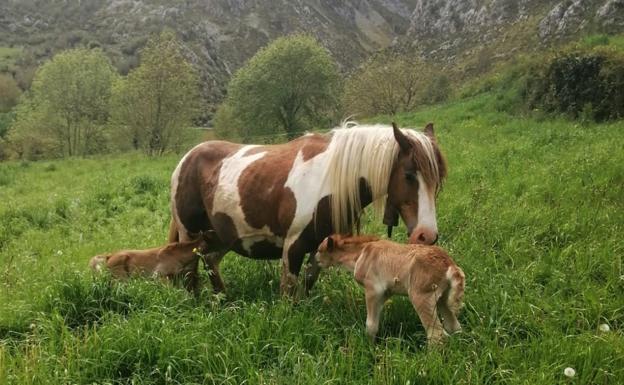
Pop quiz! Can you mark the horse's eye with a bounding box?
[405,172,417,183]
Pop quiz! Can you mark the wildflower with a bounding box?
[599,324,610,332]
[564,367,576,378]
[56,250,63,256]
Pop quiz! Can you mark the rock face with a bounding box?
[1,0,623,111]
[404,0,623,60]
[0,0,417,111]
[596,0,624,31]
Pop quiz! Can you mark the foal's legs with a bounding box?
[364,287,386,341]
[409,290,446,345]
[438,299,462,334]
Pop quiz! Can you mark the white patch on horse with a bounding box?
[241,236,285,254]
[284,149,332,238]
[417,172,437,235]
[171,142,205,240]
[212,145,281,254]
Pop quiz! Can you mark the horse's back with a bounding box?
[172,134,331,258]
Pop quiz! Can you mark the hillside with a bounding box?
[1,92,622,383]
[1,0,623,113]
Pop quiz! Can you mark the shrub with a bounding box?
[527,47,624,121]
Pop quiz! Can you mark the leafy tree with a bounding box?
[223,35,340,141]
[12,48,117,157]
[344,55,446,117]
[112,30,199,155]
[0,75,21,113]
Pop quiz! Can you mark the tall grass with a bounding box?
[1,95,623,384]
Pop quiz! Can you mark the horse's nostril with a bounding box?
[418,233,426,242]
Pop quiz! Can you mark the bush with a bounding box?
[527,47,624,121]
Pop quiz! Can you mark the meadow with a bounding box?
[0,93,623,384]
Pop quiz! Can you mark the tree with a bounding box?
[344,55,446,117]
[12,48,117,157]
[111,30,199,155]
[0,74,21,113]
[223,35,340,141]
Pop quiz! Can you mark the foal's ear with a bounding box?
[327,236,335,251]
[392,122,412,152]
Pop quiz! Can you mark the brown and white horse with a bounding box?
[168,122,447,295]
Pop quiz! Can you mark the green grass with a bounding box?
[1,95,623,384]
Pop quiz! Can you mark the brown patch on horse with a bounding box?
[238,136,328,237]
[300,133,328,161]
[173,141,241,237]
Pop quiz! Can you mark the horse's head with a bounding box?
[385,122,446,245]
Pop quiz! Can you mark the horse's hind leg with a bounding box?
[202,252,226,293]
[182,260,201,297]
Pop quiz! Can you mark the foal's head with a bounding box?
[385,123,447,245]
[316,234,379,268]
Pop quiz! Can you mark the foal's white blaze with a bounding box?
[213,145,281,253]
[416,172,438,235]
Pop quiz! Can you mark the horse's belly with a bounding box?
[232,238,283,260]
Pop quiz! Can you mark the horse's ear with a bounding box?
[424,123,435,140]
[392,122,412,152]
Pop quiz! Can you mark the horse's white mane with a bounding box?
[323,121,441,233]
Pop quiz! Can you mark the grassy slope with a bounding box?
[0,94,623,384]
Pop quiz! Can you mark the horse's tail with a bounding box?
[168,218,179,243]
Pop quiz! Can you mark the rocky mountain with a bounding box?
[1,0,623,113]
[405,0,624,63]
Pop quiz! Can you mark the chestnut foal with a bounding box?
[316,234,465,345]
[89,234,213,296]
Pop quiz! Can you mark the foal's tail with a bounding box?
[445,265,465,316]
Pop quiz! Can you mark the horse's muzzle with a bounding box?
[408,227,438,245]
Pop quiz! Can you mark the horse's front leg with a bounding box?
[303,253,322,295]
[280,238,306,298]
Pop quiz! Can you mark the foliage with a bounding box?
[110,30,199,155]
[10,48,117,157]
[222,35,340,141]
[527,46,624,121]
[0,111,14,140]
[1,93,623,384]
[0,111,15,160]
[0,74,20,112]
[212,102,243,141]
[344,54,449,118]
